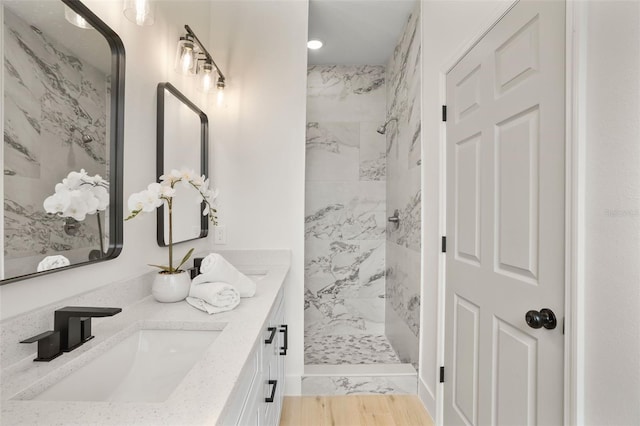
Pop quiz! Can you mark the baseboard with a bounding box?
[418,376,436,424]
[284,374,302,396]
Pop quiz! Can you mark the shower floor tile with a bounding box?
[305,334,401,365]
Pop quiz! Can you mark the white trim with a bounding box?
[418,376,436,424]
[284,374,301,396]
[436,0,580,424]
[564,1,586,424]
[441,1,519,75]
[0,3,5,279]
[417,0,430,414]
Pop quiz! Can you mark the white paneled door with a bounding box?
[444,1,565,425]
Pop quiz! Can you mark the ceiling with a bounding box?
[307,0,417,65]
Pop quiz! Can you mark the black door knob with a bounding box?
[525,308,557,330]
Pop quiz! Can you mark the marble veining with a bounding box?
[301,375,417,395]
[305,334,401,365]
[305,66,387,345]
[385,3,422,369]
[3,9,109,272]
[307,65,385,101]
[388,189,421,251]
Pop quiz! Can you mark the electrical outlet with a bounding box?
[214,225,227,244]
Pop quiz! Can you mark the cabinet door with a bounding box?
[238,376,263,426]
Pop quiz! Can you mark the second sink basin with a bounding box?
[27,329,221,402]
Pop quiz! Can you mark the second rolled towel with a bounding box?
[195,253,256,298]
[186,282,240,315]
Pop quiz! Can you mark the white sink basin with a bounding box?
[28,329,221,402]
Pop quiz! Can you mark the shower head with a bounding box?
[377,117,398,135]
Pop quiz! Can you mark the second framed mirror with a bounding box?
[156,82,208,246]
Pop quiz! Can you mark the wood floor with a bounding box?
[280,395,434,426]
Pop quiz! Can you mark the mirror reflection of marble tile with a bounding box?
[3,3,112,279]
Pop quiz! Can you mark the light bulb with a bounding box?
[217,89,224,106]
[64,6,93,29]
[174,37,196,75]
[199,62,215,93]
[123,0,156,26]
[216,79,225,106]
[180,48,193,73]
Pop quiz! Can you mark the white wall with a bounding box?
[206,1,308,394]
[419,0,509,418]
[0,0,216,320]
[583,2,640,424]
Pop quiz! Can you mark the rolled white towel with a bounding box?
[196,253,256,298]
[185,282,240,315]
[37,255,70,272]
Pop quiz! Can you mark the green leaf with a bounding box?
[125,209,142,221]
[175,248,194,272]
[148,264,172,272]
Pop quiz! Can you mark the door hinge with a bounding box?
[440,366,445,383]
[441,236,447,253]
[442,105,447,122]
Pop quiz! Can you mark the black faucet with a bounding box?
[54,306,122,352]
[21,306,122,362]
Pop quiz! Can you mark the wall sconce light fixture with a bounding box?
[174,25,226,98]
[123,0,156,26]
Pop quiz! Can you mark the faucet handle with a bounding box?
[20,330,62,362]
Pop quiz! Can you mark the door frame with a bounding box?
[434,1,586,424]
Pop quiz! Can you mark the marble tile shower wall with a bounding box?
[3,9,108,275]
[304,66,387,351]
[385,4,422,368]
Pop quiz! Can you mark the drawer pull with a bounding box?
[279,325,288,355]
[265,380,277,403]
[265,327,277,344]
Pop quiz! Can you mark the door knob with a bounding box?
[525,308,557,330]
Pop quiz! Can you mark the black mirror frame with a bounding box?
[1,0,125,285]
[156,82,209,247]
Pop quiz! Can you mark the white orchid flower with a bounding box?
[125,167,219,273]
[191,174,205,186]
[141,189,162,212]
[63,194,90,221]
[128,191,145,212]
[147,182,162,194]
[44,191,71,214]
[93,186,109,211]
[160,184,176,198]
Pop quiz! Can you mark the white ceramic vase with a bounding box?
[151,271,191,303]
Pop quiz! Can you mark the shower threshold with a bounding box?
[304,363,416,376]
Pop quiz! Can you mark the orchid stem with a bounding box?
[168,198,173,273]
[96,212,104,255]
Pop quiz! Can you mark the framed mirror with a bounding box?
[156,82,208,247]
[1,0,124,284]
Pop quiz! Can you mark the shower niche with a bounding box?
[303,1,422,395]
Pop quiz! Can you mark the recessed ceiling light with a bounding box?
[307,40,323,50]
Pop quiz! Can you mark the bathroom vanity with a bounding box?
[0,250,290,425]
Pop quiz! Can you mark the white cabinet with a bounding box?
[222,289,287,426]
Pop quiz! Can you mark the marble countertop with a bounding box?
[0,251,290,425]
